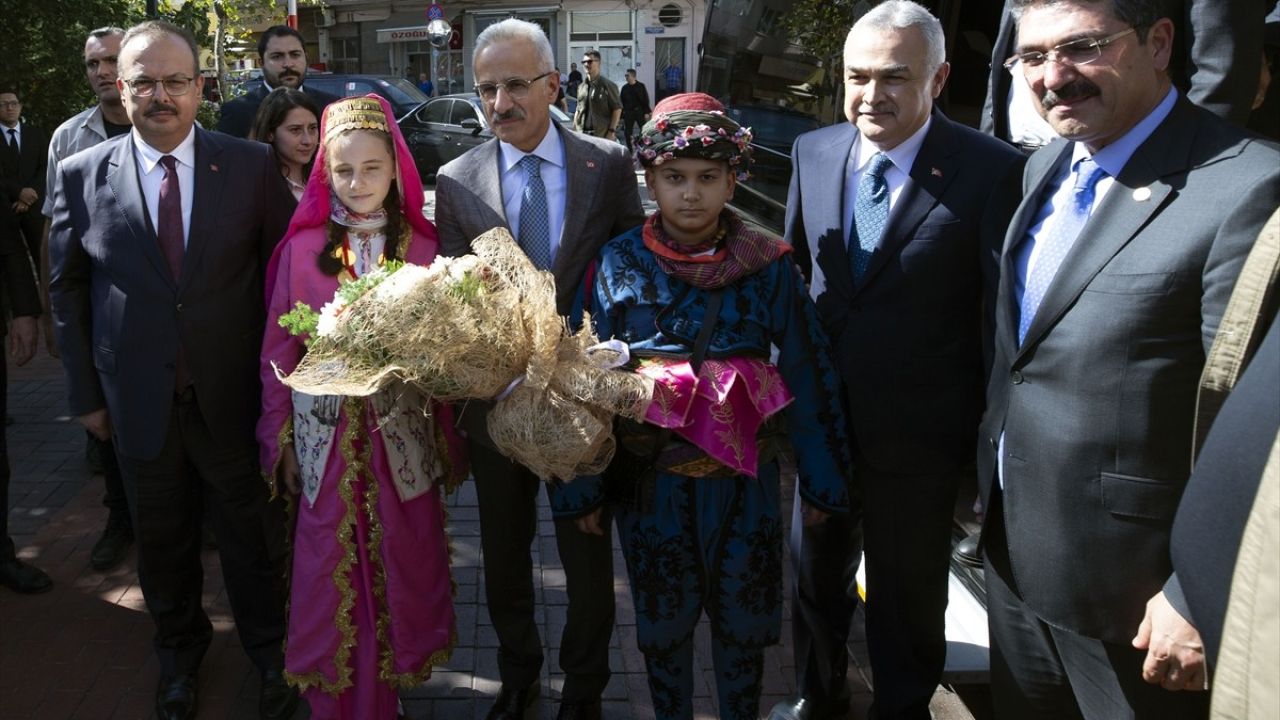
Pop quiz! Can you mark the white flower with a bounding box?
[316,298,347,337]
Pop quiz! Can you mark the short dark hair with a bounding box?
[89,26,125,40]
[583,49,602,61]
[625,68,636,76]
[258,25,305,59]
[120,20,199,75]
[1009,0,1169,41]
[0,86,21,101]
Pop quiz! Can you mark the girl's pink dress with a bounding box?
[258,225,465,720]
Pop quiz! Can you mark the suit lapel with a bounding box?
[553,126,605,281]
[997,141,1070,353]
[812,124,857,300]
[106,135,173,287]
[1016,100,1197,357]
[182,129,224,289]
[473,141,507,228]
[858,114,958,293]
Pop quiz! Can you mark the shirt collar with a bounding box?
[132,125,197,173]
[1072,86,1178,177]
[854,115,933,176]
[499,122,565,173]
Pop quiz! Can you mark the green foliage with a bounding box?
[279,300,320,343]
[337,260,404,305]
[783,0,866,66]
[0,0,139,131]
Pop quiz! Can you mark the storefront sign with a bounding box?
[377,26,431,43]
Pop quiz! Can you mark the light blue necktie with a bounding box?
[518,154,551,270]
[1017,157,1107,345]
[850,152,893,280]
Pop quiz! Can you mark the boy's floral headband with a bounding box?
[635,108,753,180]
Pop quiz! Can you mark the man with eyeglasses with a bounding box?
[434,18,643,720]
[0,88,48,271]
[48,20,297,720]
[981,0,1265,152]
[215,25,339,139]
[977,1,1280,718]
[572,50,622,140]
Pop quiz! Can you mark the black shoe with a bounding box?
[953,531,983,569]
[90,515,134,571]
[485,679,540,720]
[556,698,602,720]
[155,674,197,720]
[260,668,300,720]
[0,557,52,594]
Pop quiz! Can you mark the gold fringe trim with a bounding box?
[265,418,295,500]
[284,396,364,695]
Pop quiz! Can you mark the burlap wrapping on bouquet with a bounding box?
[280,228,653,480]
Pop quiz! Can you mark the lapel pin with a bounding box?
[210,164,219,172]
[586,160,596,169]
[1133,186,1151,202]
[931,167,942,178]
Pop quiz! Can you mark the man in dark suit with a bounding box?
[771,3,1023,719]
[49,21,297,720]
[434,18,643,720]
[0,199,46,594]
[979,1,1280,717]
[0,87,48,268]
[215,25,338,139]
[981,0,1266,149]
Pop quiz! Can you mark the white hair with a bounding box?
[473,18,554,73]
[846,0,947,72]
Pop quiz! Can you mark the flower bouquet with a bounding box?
[275,227,654,481]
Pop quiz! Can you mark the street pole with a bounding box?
[146,0,158,18]
[287,0,298,29]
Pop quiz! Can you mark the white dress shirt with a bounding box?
[132,127,196,248]
[2,122,21,151]
[843,116,932,242]
[499,124,567,264]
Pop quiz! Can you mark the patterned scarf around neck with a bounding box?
[642,209,790,289]
[329,192,388,231]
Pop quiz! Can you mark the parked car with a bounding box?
[723,104,822,230]
[398,93,573,181]
[303,74,430,119]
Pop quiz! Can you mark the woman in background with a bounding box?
[250,87,320,201]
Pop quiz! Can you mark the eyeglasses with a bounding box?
[123,76,196,97]
[581,59,595,65]
[474,72,553,102]
[1003,28,1135,74]
[0,100,19,108]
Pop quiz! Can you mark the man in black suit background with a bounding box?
[771,3,1024,719]
[49,21,297,720]
[0,198,46,594]
[0,87,48,268]
[979,0,1280,716]
[215,25,338,139]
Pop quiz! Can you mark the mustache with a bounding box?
[1041,79,1100,109]
[145,101,179,115]
[491,107,525,123]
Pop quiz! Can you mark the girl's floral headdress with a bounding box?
[635,92,753,180]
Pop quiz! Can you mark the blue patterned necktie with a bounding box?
[518,154,551,270]
[849,152,893,280]
[1017,157,1107,345]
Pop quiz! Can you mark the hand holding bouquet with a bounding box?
[277,228,652,481]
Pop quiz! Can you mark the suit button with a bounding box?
[1011,370,1024,384]
[989,437,998,450]
[176,303,183,312]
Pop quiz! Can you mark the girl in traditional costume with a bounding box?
[554,93,852,719]
[257,95,467,720]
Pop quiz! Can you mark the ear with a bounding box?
[725,170,736,201]
[1146,18,1175,73]
[930,62,951,99]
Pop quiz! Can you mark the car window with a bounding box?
[449,101,479,126]
[342,81,377,97]
[419,99,452,124]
